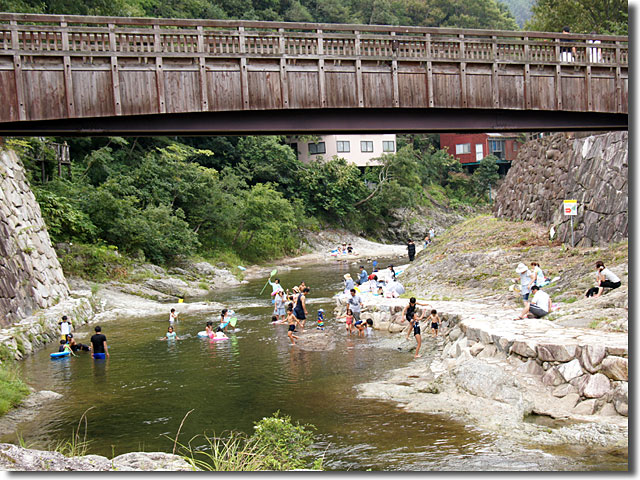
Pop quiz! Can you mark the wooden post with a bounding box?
[554,38,562,110]
[154,25,166,113]
[615,41,622,113]
[279,28,289,108]
[239,26,249,110]
[426,33,433,107]
[60,21,75,118]
[9,21,26,120]
[391,32,399,107]
[491,35,499,108]
[355,31,364,107]
[523,36,531,109]
[459,34,467,108]
[108,23,122,115]
[317,29,326,107]
[197,26,208,111]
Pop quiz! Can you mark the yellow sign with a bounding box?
[563,200,578,216]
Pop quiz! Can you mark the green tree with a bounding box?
[472,154,500,200]
[298,157,368,218]
[525,0,627,35]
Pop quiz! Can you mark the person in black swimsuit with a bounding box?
[402,297,431,358]
[293,287,309,330]
[286,304,300,345]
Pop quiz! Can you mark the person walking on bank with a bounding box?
[407,239,416,262]
[515,263,534,307]
[90,325,109,359]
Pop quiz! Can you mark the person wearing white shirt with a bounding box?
[586,261,621,298]
[516,285,551,319]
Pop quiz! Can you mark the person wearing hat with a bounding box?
[514,263,534,306]
[343,273,355,293]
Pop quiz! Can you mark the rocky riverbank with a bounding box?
[334,294,627,451]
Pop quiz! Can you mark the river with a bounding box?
[5,257,627,470]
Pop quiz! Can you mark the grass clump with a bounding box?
[0,365,30,416]
[175,412,321,471]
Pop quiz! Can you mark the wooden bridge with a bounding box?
[0,13,628,135]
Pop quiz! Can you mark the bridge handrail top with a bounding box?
[0,12,629,42]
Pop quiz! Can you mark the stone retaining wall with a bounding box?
[493,131,628,247]
[0,296,93,362]
[0,149,70,327]
[335,296,627,417]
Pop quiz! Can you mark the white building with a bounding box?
[289,134,397,167]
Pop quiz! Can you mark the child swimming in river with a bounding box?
[205,321,215,339]
[163,326,179,341]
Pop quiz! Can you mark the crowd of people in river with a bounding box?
[52,251,621,361]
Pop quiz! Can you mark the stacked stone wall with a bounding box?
[493,132,628,247]
[0,150,69,327]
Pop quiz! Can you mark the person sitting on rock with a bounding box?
[585,261,621,298]
[515,285,551,319]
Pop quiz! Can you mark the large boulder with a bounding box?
[579,373,611,399]
[599,356,628,381]
[144,278,189,296]
[557,359,584,382]
[572,399,598,416]
[536,343,578,362]
[612,383,628,416]
[579,344,606,373]
[541,367,564,387]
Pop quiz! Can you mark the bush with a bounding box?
[178,412,319,471]
[57,243,132,282]
[0,364,30,416]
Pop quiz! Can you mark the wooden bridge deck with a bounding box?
[0,13,628,134]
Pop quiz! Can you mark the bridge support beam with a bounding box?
[0,108,627,137]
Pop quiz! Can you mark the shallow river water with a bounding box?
[7,258,627,470]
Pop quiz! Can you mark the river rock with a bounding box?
[572,399,598,416]
[580,373,611,398]
[476,344,498,359]
[552,383,577,398]
[541,367,564,387]
[510,340,537,358]
[376,321,390,331]
[192,262,216,276]
[448,326,461,341]
[455,337,468,357]
[557,359,584,382]
[144,278,189,296]
[612,383,628,416]
[557,393,581,411]
[599,356,627,381]
[389,323,405,333]
[536,344,577,362]
[452,358,528,411]
[111,452,193,471]
[0,444,192,471]
[598,403,620,417]
[516,359,544,376]
[469,342,485,356]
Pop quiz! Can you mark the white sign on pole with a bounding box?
[563,200,578,216]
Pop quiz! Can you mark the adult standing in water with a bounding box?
[90,326,109,359]
[407,239,416,262]
[294,287,309,330]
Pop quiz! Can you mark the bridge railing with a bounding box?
[0,13,628,66]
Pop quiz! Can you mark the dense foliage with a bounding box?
[525,0,628,35]
[0,0,518,30]
[6,135,499,265]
